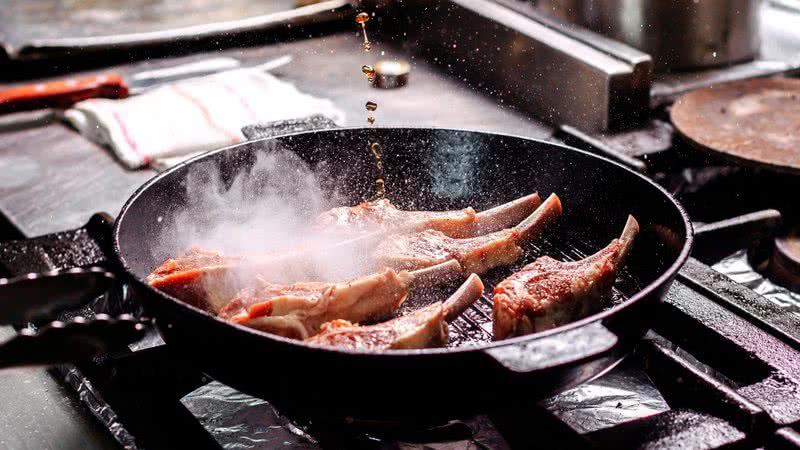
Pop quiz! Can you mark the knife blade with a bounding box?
[0,54,292,115]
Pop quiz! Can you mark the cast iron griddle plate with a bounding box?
[670,78,800,174]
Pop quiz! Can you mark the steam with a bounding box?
[157,143,376,288]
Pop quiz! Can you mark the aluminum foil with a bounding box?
[181,381,319,449]
[180,381,509,449]
[541,357,670,434]
[56,364,138,449]
[176,357,670,449]
[713,250,800,315]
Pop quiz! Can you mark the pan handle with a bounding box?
[0,314,147,369]
[483,321,618,373]
[240,114,339,141]
[0,213,115,275]
[0,213,147,368]
[0,267,116,325]
[692,209,782,265]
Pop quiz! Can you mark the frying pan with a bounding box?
[0,127,692,424]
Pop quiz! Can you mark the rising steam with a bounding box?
[156,143,376,292]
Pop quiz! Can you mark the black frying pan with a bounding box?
[0,128,692,424]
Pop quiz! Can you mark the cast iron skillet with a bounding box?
[0,128,692,424]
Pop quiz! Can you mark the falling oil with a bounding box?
[356,12,371,52]
[362,65,376,83]
[357,12,385,198]
[370,142,386,199]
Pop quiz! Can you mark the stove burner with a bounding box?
[768,229,800,292]
[670,78,800,175]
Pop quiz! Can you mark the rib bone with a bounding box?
[313,194,541,238]
[375,194,562,274]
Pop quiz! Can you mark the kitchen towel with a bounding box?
[63,68,345,169]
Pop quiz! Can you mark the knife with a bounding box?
[0,54,293,116]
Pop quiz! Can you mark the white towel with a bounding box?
[64,69,345,169]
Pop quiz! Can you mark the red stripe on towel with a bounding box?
[171,85,241,144]
[109,110,151,165]
[220,82,259,124]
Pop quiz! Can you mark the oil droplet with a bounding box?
[366,101,377,111]
[367,116,375,124]
[361,65,376,80]
[356,12,371,52]
[356,12,370,24]
[370,142,385,198]
[375,179,385,198]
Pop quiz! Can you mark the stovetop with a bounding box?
[17,238,800,450]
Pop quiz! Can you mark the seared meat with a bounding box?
[146,194,544,314]
[313,193,541,238]
[146,246,240,313]
[375,194,562,274]
[306,274,485,350]
[218,260,463,339]
[493,215,639,340]
[146,231,386,313]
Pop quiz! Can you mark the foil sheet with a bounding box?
[181,382,319,449]
[181,381,509,450]
[55,364,138,449]
[181,381,509,449]
[713,250,800,317]
[176,357,670,449]
[541,357,670,434]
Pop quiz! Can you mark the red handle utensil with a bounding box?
[0,74,130,115]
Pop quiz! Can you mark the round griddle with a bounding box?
[670,78,800,174]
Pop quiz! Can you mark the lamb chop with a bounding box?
[313,193,542,238]
[146,231,386,314]
[217,260,463,339]
[146,246,239,313]
[493,215,639,340]
[375,193,562,275]
[147,194,544,311]
[306,274,485,350]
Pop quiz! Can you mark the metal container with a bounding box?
[535,0,761,71]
